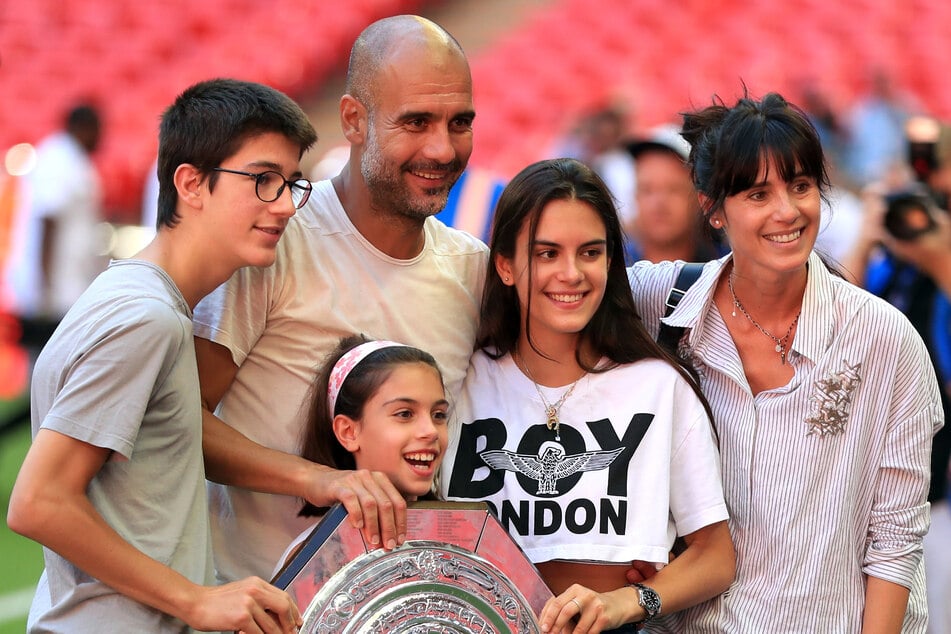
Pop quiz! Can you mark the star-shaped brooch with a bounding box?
[805,361,862,437]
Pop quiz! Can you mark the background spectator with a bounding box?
[842,69,918,189]
[623,124,726,264]
[3,103,107,343]
[552,104,638,226]
[841,117,951,506]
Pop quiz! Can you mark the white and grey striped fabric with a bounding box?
[628,252,944,633]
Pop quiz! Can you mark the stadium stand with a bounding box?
[1,0,951,218]
[465,0,951,177]
[0,0,429,220]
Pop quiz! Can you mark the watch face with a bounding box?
[637,584,661,616]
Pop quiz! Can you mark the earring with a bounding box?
[711,218,721,228]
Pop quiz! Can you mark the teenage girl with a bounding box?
[441,158,735,633]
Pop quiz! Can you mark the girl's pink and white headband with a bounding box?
[327,340,404,417]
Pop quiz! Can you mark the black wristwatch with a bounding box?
[632,583,661,624]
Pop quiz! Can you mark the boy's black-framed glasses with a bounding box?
[212,167,312,209]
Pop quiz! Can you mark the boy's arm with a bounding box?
[196,337,409,550]
[7,429,301,633]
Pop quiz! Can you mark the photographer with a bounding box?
[883,199,951,299]
[843,118,951,634]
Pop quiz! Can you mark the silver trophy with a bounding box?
[272,501,553,633]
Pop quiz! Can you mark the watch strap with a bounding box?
[632,582,661,623]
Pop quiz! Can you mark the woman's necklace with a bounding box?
[515,352,586,441]
[728,271,801,365]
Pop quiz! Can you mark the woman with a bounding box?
[627,92,943,632]
[440,157,735,633]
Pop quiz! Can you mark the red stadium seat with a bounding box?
[3,0,951,211]
[0,0,422,216]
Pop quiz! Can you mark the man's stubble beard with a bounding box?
[360,129,462,222]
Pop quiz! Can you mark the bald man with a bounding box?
[193,15,488,582]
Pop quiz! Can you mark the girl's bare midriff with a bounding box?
[536,560,634,594]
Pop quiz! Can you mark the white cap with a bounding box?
[625,123,690,161]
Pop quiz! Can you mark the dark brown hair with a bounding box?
[680,90,831,221]
[477,158,714,418]
[158,78,317,229]
[680,89,845,275]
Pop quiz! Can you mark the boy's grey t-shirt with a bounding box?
[27,259,214,633]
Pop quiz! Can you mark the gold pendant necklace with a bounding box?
[728,271,801,365]
[515,352,586,441]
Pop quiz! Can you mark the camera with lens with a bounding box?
[884,190,939,241]
[883,116,949,241]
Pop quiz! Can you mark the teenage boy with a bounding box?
[8,78,316,633]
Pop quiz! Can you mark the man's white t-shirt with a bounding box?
[193,179,487,581]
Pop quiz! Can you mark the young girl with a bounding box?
[275,334,449,571]
[440,158,735,633]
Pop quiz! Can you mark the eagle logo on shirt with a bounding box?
[480,441,624,495]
